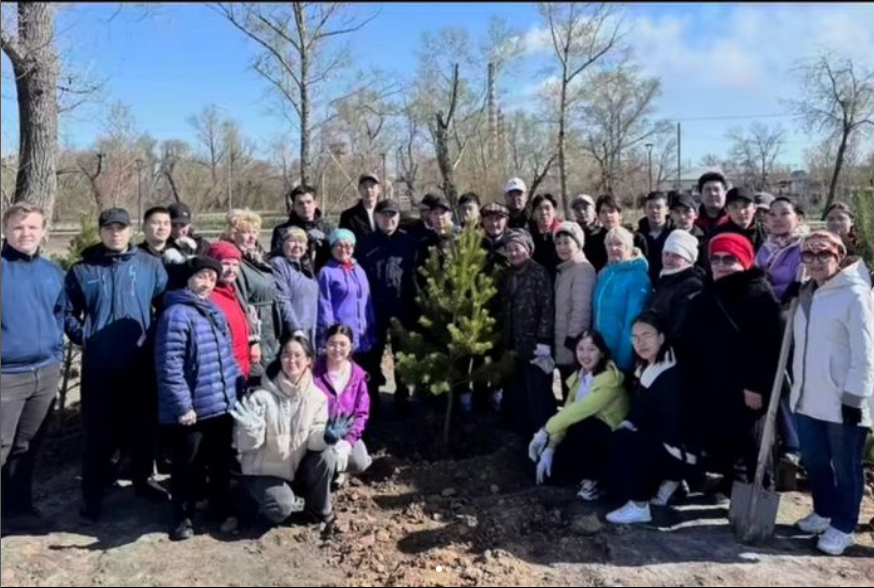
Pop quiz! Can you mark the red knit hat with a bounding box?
[709,233,754,270]
[207,241,242,262]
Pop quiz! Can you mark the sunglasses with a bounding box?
[801,251,837,264]
[710,254,740,266]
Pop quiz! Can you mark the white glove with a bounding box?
[530,344,555,375]
[490,389,503,412]
[528,428,549,463]
[535,447,555,486]
[618,420,638,433]
[333,440,352,473]
[460,392,473,414]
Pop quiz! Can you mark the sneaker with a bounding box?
[651,481,681,507]
[817,527,855,556]
[334,473,348,490]
[170,518,195,542]
[576,480,601,502]
[78,502,102,526]
[780,452,802,468]
[606,501,652,525]
[796,512,831,535]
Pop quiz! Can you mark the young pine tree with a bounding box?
[392,223,514,444]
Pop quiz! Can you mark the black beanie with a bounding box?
[184,256,223,281]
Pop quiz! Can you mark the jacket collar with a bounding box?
[1,241,41,262]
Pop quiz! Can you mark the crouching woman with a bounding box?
[232,334,339,529]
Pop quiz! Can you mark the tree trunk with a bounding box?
[558,77,569,217]
[8,4,59,221]
[298,8,310,187]
[824,127,850,217]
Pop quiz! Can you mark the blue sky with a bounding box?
[3,3,873,171]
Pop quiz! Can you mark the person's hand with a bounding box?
[535,448,555,486]
[250,343,262,366]
[842,404,863,426]
[530,344,555,375]
[528,428,549,463]
[230,397,263,430]
[744,390,764,411]
[178,410,197,427]
[618,421,638,433]
[333,440,352,473]
[308,229,326,243]
[324,414,353,446]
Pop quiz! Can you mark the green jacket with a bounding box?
[545,361,629,446]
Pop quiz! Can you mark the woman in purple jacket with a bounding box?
[317,229,377,356]
[756,197,806,304]
[312,325,373,480]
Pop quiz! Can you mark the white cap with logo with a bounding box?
[504,177,527,194]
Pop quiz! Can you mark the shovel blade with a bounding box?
[730,481,781,544]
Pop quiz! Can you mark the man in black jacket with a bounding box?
[357,199,419,414]
[710,187,768,253]
[271,185,335,271]
[637,191,676,282]
[340,173,381,247]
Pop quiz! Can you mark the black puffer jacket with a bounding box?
[649,266,706,347]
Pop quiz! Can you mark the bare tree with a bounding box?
[787,53,874,214]
[187,104,227,185]
[77,152,107,211]
[506,111,558,196]
[1,4,59,215]
[577,63,668,195]
[214,3,377,186]
[726,122,786,190]
[540,2,624,213]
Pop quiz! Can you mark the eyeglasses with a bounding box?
[710,254,740,267]
[802,251,837,264]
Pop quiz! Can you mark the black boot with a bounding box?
[170,517,194,542]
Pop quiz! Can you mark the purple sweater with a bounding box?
[317,259,377,353]
[312,359,370,444]
[756,240,803,302]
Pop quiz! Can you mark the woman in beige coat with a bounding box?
[553,222,597,400]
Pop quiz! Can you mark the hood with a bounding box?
[260,369,315,401]
[163,288,213,309]
[817,259,873,293]
[610,252,649,274]
[595,360,625,389]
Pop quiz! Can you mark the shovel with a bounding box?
[730,298,799,545]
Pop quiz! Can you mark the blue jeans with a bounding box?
[796,414,870,534]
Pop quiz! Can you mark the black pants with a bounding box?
[699,410,762,491]
[80,366,157,507]
[358,330,410,412]
[504,363,557,438]
[605,428,688,504]
[1,364,60,519]
[552,418,613,483]
[166,415,233,522]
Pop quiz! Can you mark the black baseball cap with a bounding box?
[375,199,400,214]
[359,173,380,186]
[99,207,131,228]
[168,203,193,223]
[726,187,755,204]
[429,195,453,212]
[671,193,698,211]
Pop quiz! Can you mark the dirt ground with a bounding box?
[2,384,873,587]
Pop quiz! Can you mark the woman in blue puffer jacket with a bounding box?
[155,257,245,542]
[593,226,652,372]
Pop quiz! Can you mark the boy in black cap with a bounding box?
[65,208,169,523]
[710,187,768,252]
[167,203,211,257]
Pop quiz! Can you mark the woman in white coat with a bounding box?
[790,230,874,556]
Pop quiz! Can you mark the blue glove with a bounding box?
[324,414,353,446]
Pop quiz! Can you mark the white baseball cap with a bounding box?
[504,177,527,194]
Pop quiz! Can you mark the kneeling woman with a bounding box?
[313,324,374,479]
[528,331,629,500]
[604,312,696,525]
[233,334,339,528]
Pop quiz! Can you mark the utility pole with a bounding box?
[645,143,654,192]
[676,122,682,191]
[227,154,233,213]
[135,158,144,226]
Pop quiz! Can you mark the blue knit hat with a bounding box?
[329,228,357,247]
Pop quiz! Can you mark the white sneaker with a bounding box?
[606,501,652,525]
[650,481,681,507]
[796,512,831,535]
[577,480,601,502]
[817,527,855,556]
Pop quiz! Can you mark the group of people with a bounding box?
[1,169,872,556]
